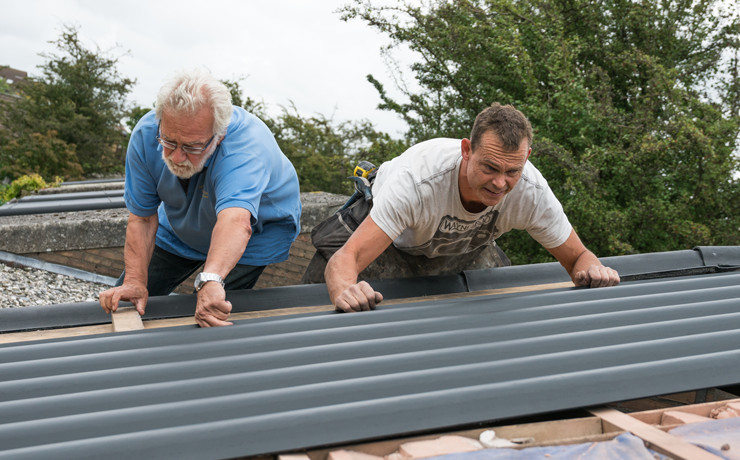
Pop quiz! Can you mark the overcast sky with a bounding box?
[0,0,415,136]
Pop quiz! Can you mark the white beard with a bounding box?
[162,149,213,179]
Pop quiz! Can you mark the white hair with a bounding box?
[155,68,233,136]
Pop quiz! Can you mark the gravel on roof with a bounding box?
[0,263,109,308]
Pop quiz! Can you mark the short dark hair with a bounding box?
[470,103,532,152]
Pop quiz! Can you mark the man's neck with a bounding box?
[458,158,487,213]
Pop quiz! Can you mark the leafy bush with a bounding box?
[0,174,62,205]
[0,130,84,182]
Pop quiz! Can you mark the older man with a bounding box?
[312,103,619,312]
[100,68,301,327]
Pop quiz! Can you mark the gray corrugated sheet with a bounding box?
[1,268,739,459]
[1,246,732,333]
[0,193,125,216]
[8,189,124,203]
[0,179,125,216]
[463,245,740,290]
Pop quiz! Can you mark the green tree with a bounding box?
[124,105,153,133]
[0,68,10,94]
[266,104,407,194]
[223,79,407,194]
[0,24,135,180]
[0,129,83,181]
[343,0,740,263]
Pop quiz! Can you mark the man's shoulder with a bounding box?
[131,110,157,136]
[406,137,460,156]
[128,110,161,166]
[517,161,549,191]
[228,106,269,132]
[502,161,558,211]
[139,109,157,124]
[219,107,279,153]
[379,138,460,181]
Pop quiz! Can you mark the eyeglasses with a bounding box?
[156,121,216,155]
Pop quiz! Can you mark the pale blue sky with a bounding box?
[0,0,415,136]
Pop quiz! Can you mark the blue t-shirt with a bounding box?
[124,107,301,266]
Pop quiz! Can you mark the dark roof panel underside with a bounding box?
[0,272,739,459]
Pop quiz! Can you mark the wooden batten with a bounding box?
[111,306,144,332]
[589,407,723,460]
[300,398,740,460]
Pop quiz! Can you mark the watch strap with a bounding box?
[195,272,225,291]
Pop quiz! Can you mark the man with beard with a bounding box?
[99,68,301,327]
[312,103,619,313]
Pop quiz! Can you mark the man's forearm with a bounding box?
[325,248,360,304]
[123,213,159,285]
[203,208,252,278]
[324,216,394,306]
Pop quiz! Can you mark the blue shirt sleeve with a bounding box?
[124,111,162,217]
[209,112,282,225]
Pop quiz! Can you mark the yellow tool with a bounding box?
[339,161,377,211]
[353,160,377,179]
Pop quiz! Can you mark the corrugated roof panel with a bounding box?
[0,247,728,333]
[0,181,125,216]
[9,189,124,203]
[0,195,125,216]
[0,272,739,459]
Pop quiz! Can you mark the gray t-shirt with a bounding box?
[370,138,572,258]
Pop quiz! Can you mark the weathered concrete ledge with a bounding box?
[0,208,129,253]
[0,191,347,290]
[0,191,347,254]
[298,191,349,234]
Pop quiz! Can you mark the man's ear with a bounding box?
[461,138,472,161]
[526,147,532,161]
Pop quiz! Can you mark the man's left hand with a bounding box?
[575,264,620,288]
[194,282,233,327]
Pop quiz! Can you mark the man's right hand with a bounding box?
[99,283,149,316]
[334,281,383,313]
[324,216,392,313]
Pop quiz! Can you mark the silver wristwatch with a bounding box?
[194,272,225,291]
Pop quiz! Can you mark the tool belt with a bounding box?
[309,173,375,261]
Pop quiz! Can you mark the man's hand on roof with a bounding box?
[575,264,620,288]
[194,282,234,327]
[99,283,148,316]
[334,281,383,313]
